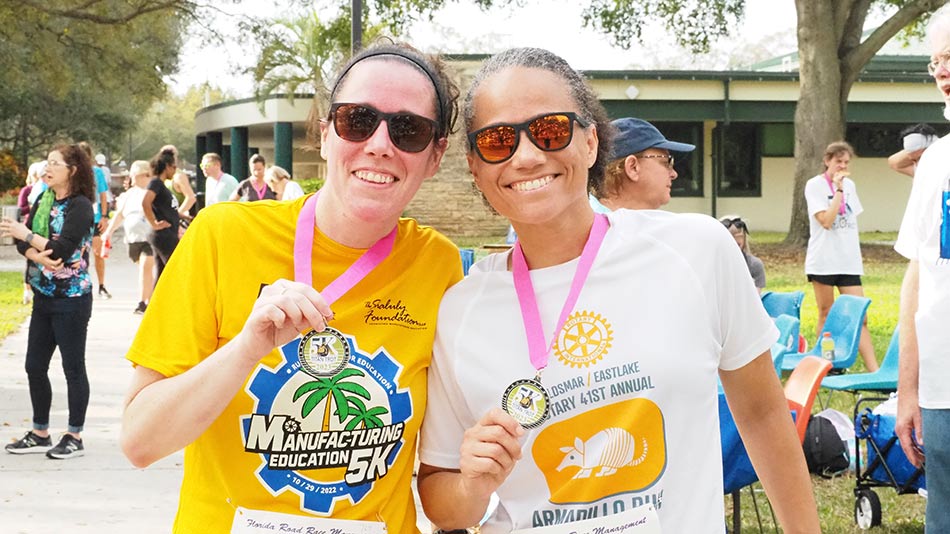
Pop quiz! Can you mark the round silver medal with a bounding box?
[297,327,349,377]
[501,378,550,429]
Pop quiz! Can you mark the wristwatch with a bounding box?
[836,188,844,193]
[25,231,34,244]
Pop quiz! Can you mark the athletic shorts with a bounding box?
[806,273,862,287]
[128,241,154,262]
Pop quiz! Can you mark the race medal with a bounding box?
[502,378,550,429]
[297,327,350,377]
[508,213,609,430]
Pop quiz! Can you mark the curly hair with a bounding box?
[150,147,177,177]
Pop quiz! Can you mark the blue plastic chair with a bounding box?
[822,326,899,393]
[459,248,475,276]
[761,290,805,319]
[773,314,800,352]
[781,294,871,373]
[770,341,788,377]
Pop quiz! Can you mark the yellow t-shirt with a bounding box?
[127,196,462,533]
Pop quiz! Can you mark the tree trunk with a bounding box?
[786,0,846,246]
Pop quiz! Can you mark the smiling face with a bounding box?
[466,66,598,226]
[319,59,446,229]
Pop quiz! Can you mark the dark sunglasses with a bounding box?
[328,103,437,153]
[721,217,748,232]
[467,112,590,164]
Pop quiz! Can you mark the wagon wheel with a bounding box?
[854,489,882,530]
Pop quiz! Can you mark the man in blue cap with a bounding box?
[590,117,695,211]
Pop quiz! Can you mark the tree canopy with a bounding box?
[0,1,198,167]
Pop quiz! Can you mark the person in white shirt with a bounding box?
[101,160,154,314]
[894,5,950,531]
[803,140,878,372]
[417,46,818,534]
[264,165,305,201]
[200,152,238,206]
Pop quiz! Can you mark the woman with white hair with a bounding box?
[101,161,155,314]
[263,165,304,201]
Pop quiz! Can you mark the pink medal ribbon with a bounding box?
[502,214,609,428]
[253,181,268,201]
[291,193,396,378]
[824,173,846,216]
[293,193,396,303]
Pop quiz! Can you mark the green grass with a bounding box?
[0,272,30,338]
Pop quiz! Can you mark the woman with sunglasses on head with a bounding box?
[804,141,878,372]
[418,48,818,533]
[120,42,462,533]
[0,144,96,460]
[721,216,766,293]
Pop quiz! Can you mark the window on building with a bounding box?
[651,122,703,197]
[718,123,761,197]
[762,123,794,157]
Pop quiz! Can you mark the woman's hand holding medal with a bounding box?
[236,279,334,364]
[457,408,525,501]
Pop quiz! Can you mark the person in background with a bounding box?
[80,143,111,299]
[120,42,462,533]
[264,165,305,201]
[19,162,46,304]
[804,140,878,372]
[230,153,276,202]
[167,169,197,220]
[200,152,239,206]
[101,160,155,315]
[895,5,950,531]
[888,123,938,178]
[418,47,818,533]
[142,148,180,285]
[27,162,49,205]
[0,143,96,460]
[720,216,766,293]
[590,117,695,212]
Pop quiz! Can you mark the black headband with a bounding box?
[330,48,446,137]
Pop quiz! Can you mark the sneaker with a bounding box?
[5,431,52,454]
[46,434,84,460]
[98,286,112,299]
[133,301,147,315]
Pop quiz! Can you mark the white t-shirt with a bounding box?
[421,210,778,533]
[116,186,152,244]
[804,174,864,275]
[282,180,305,201]
[894,134,950,409]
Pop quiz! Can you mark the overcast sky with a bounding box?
[169,0,890,97]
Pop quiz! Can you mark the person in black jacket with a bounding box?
[0,143,96,459]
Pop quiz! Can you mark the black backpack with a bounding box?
[803,414,850,477]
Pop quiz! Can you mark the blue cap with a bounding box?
[610,118,696,160]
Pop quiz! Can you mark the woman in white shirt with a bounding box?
[264,165,305,201]
[803,141,878,371]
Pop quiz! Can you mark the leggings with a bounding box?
[25,292,93,433]
[149,227,179,286]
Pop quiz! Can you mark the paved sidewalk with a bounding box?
[0,241,436,533]
[0,240,182,533]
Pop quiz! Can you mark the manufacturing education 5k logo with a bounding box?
[243,328,412,515]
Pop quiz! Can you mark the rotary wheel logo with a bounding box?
[555,311,613,368]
